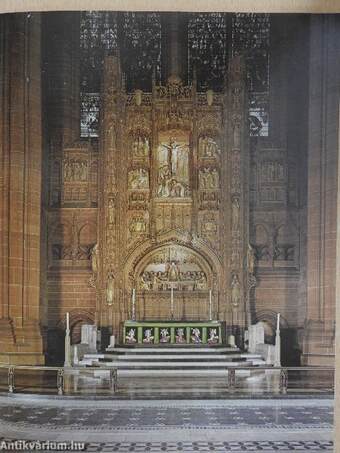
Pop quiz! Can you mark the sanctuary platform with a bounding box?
[78,343,266,377]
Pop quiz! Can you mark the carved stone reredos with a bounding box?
[95,54,250,327]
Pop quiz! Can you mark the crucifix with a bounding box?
[163,137,186,175]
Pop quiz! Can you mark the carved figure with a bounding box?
[232,197,240,231]
[125,328,137,344]
[140,273,151,290]
[162,137,187,175]
[129,217,146,234]
[231,274,241,307]
[128,168,148,190]
[176,328,186,343]
[91,243,99,274]
[208,328,219,344]
[132,136,149,158]
[191,328,202,344]
[143,329,154,343]
[233,122,241,148]
[167,261,181,282]
[106,271,114,305]
[247,244,256,275]
[160,328,170,343]
[108,198,115,224]
[205,137,220,157]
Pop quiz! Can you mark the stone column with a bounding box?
[0,13,44,364]
[302,15,340,366]
[334,96,340,453]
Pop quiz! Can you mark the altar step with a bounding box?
[111,347,238,353]
[77,345,267,376]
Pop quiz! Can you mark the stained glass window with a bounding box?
[188,13,227,91]
[80,12,118,137]
[232,13,270,136]
[119,12,162,92]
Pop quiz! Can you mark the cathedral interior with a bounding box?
[0,11,339,369]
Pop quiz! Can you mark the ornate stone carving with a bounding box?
[199,167,219,190]
[247,244,256,276]
[106,270,115,305]
[230,273,241,307]
[199,136,220,159]
[156,76,192,99]
[63,158,88,182]
[131,135,150,159]
[137,246,208,292]
[157,136,190,198]
[197,113,222,135]
[128,168,149,190]
[129,216,147,235]
[231,197,240,234]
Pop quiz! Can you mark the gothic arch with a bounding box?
[123,230,222,289]
[255,309,289,329]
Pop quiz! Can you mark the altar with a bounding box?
[123,321,222,345]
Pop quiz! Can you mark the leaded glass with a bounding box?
[232,13,270,136]
[120,12,162,92]
[80,12,118,137]
[188,13,227,91]
[80,93,100,138]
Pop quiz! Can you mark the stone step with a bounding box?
[110,347,239,353]
[81,360,265,368]
[84,369,254,377]
[83,353,262,360]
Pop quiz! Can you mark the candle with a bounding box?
[277,313,280,331]
[66,312,70,331]
[209,290,212,320]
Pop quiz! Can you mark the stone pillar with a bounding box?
[225,56,249,342]
[334,96,340,453]
[0,13,44,364]
[98,54,124,336]
[302,15,340,366]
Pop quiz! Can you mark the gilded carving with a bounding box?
[137,247,208,292]
[199,136,220,159]
[129,216,147,234]
[131,136,150,159]
[157,136,190,198]
[199,168,219,190]
[197,113,221,135]
[106,271,115,305]
[202,213,218,234]
[128,168,149,190]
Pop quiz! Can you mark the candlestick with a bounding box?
[274,312,281,367]
[132,289,136,320]
[170,286,174,319]
[64,312,71,368]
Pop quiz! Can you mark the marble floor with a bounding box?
[0,396,333,452]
